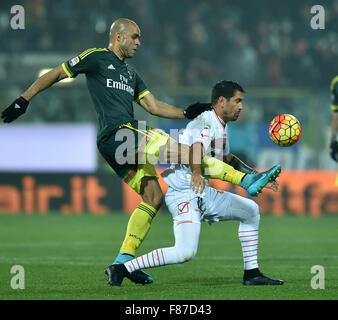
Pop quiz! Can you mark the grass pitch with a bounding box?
[0,212,337,300]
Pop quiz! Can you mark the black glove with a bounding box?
[184,102,211,119]
[1,96,29,123]
[330,141,338,162]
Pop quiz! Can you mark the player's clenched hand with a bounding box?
[265,178,279,192]
[190,173,206,194]
[184,102,211,119]
[1,96,29,123]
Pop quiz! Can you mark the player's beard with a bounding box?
[123,46,137,58]
[233,111,241,121]
[120,38,135,58]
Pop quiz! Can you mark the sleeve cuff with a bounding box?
[134,89,150,103]
[62,62,74,78]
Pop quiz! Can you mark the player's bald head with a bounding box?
[108,18,141,59]
[109,18,139,39]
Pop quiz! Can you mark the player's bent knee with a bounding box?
[252,201,260,216]
[143,194,164,211]
[175,245,196,263]
[248,199,260,224]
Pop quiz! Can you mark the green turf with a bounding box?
[0,212,337,300]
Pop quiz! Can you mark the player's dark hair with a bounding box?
[211,80,245,105]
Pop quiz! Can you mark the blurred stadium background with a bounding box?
[0,0,336,216]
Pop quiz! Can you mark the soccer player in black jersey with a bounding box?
[330,75,338,162]
[1,18,209,285]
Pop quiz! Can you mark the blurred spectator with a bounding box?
[220,31,262,86]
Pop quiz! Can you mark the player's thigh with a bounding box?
[165,187,201,223]
[122,121,169,165]
[165,187,201,253]
[159,138,190,165]
[97,121,167,195]
[224,192,259,223]
[134,125,170,165]
[202,187,259,223]
[173,218,201,258]
[98,135,160,197]
[98,120,168,166]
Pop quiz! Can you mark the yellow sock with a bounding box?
[202,155,245,185]
[120,202,157,255]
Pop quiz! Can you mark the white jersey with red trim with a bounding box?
[162,109,230,191]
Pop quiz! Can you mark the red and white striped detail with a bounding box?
[124,249,166,273]
[176,220,192,227]
[238,229,259,269]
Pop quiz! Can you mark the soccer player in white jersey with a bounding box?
[107,80,284,286]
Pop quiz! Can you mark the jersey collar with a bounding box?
[108,49,125,66]
[212,109,226,128]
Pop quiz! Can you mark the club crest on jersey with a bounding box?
[200,127,210,139]
[127,70,133,79]
[69,56,80,67]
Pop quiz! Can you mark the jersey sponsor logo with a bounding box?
[177,201,190,215]
[69,56,80,67]
[106,78,135,96]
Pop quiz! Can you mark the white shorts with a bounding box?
[165,185,259,225]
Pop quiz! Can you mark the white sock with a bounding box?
[238,222,259,270]
[124,221,201,273]
[124,247,178,273]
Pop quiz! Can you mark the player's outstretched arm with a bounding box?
[1,65,68,123]
[22,65,68,101]
[138,92,210,120]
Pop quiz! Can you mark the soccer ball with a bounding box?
[269,114,302,147]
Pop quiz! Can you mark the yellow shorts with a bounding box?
[97,120,169,194]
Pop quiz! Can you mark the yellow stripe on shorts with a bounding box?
[123,123,169,160]
[124,164,158,194]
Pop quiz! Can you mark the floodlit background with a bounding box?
[1,0,338,170]
[1,0,337,216]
